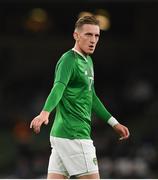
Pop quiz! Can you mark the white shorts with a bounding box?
[47,136,99,177]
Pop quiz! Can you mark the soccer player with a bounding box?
[30,16,130,179]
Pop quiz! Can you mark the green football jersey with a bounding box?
[50,49,94,139]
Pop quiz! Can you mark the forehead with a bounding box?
[79,24,100,34]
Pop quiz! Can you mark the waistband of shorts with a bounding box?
[50,136,93,142]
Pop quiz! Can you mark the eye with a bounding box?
[85,33,92,37]
[95,34,100,38]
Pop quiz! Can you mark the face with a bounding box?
[74,24,100,55]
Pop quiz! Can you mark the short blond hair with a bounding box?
[75,16,99,30]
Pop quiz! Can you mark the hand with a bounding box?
[113,123,130,141]
[30,111,49,134]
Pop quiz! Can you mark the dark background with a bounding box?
[0,0,158,178]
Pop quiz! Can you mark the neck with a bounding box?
[72,47,87,62]
[73,44,87,57]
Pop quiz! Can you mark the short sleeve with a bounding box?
[54,54,75,86]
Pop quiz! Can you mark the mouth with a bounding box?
[89,45,94,50]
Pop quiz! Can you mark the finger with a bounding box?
[34,118,42,128]
[33,123,41,133]
[119,135,127,141]
[30,121,33,128]
[119,137,124,141]
[34,126,40,134]
[119,135,128,140]
[124,127,130,138]
[30,121,38,133]
[30,118,38,129]
[119,129,128,141]
[119,127,126,138]
[44,119,49,125]
[34,119,45,133]
[123,126,129,136]
[119,134,129,141]
[126,128,130,137]
[30,119,35,128]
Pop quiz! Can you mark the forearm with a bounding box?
[92,89,112,122]
[92,88,119,127]
[42,82,65,113]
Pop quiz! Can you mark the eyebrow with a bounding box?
[85,32,100,36]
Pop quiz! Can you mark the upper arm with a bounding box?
[54,55,75,86]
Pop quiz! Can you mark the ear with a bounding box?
[73,32,79,41]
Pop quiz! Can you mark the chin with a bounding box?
[88,50,94,55]
[83,50,94,55]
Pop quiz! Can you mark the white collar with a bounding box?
[72,48,88,62]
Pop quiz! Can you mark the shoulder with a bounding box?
[58,50,75,65]
[56,50,76,71]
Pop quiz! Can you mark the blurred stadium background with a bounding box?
[0,0,158,178]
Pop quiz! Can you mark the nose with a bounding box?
[90,35,96,44]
